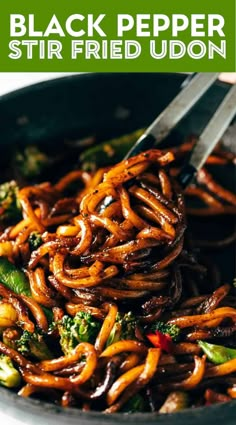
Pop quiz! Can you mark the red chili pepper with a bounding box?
[146,331,173,353]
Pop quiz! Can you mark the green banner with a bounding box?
[0,0,235,72]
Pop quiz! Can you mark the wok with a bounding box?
[0,72,235,425]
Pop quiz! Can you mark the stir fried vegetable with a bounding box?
[149,322,180,341]
[146,331,173,353]
[16,330,53,361]
[122,394,146,413]
[28,232,43,251]
[0,181,21,223]
[0,257,31,297]
[159,391,189,413]
[14,145,50,178]
[107,312,139,346]
[0,354,21,388]
[0,303,18,328]
[198,341,236,365]
[80,129,144,171]
[58,312,101,355]
[146,321,180,352]
[0,242,14,258]
[0,258,52,322]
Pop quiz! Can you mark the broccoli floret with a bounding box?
[16,330,53,360]
[107,312,139,347]
[122,394,146,413]
[28,232,43,250]
[0,181,22,222]
[58,312,101,355]
[0,354,21,388]
[14,145,50,178]
[150,321,180,341]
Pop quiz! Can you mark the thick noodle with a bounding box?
[0,142,235,413]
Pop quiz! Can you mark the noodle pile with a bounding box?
[0,142,236,413]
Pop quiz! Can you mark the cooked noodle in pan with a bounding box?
[0,138,235,414]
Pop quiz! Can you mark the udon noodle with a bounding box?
[0,140,235,414]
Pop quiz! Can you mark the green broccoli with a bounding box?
[0,354,21,388]
[58,312,101,355]
[16,330,53,360]
[122,394,146,413]
[14,145,50,178]
[106,312,139,347]
[28,231,43,250]
[0,181,22,222]
[149,321,180,342]
[80,128,144,171]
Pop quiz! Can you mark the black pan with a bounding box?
[0,73,235,425]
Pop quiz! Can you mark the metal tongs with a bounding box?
[124,73,236,188]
